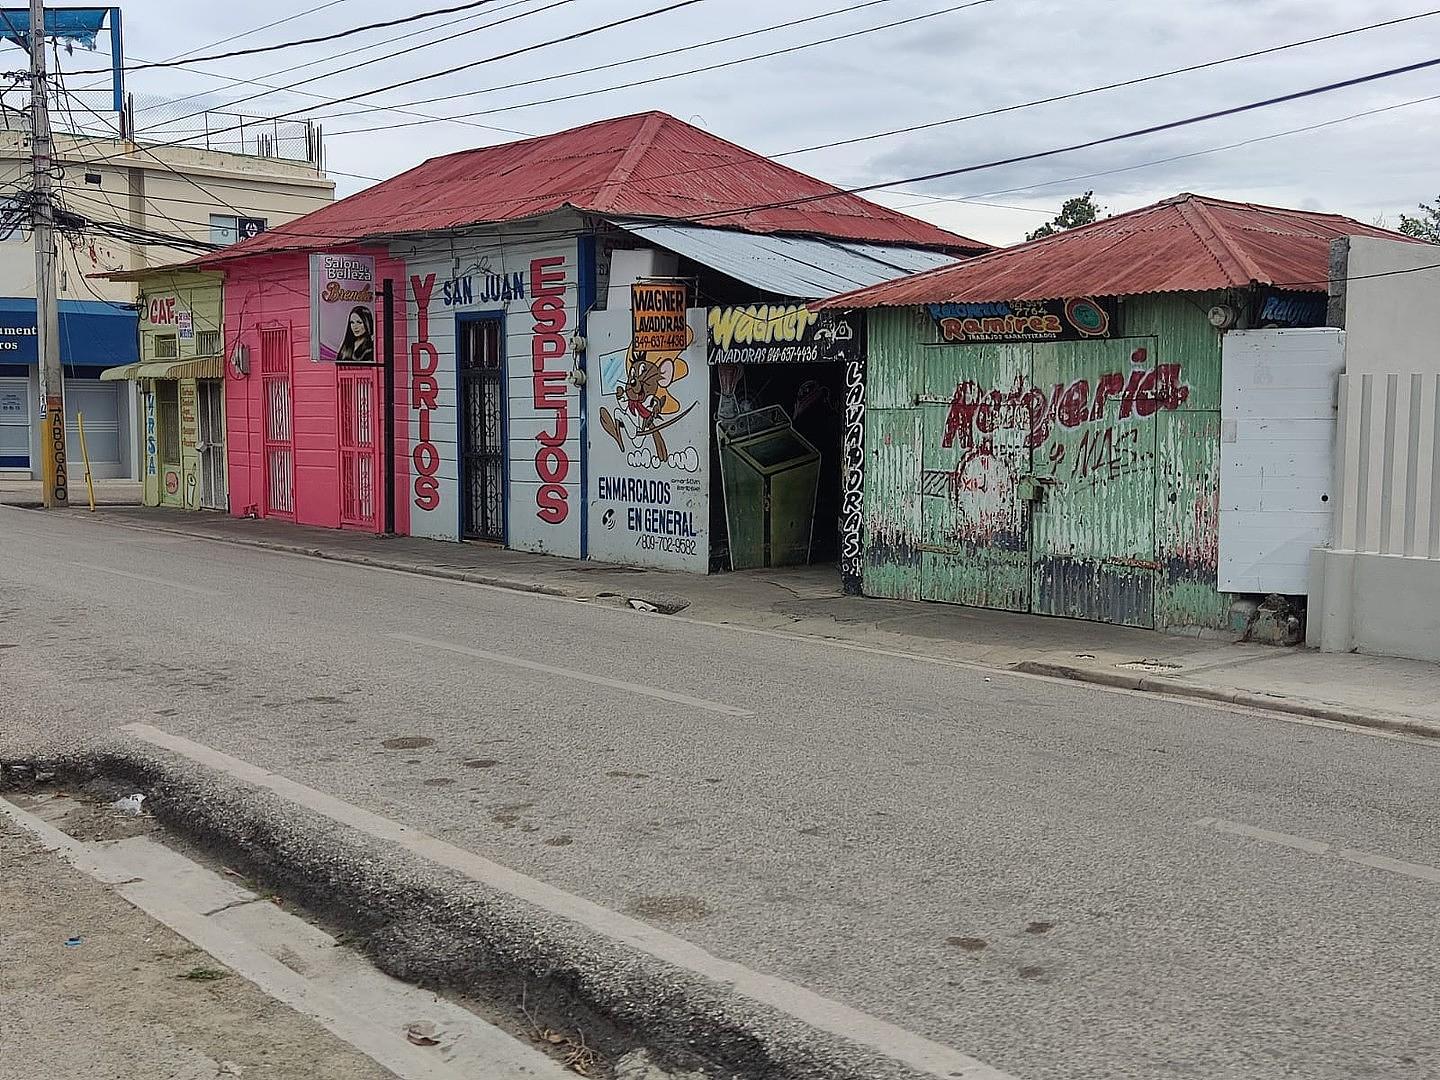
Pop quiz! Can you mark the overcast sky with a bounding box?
[44,0,1440,245]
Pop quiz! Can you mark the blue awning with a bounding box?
[607,219,959,300]
[0,297,138,366]
[0,7,113,48]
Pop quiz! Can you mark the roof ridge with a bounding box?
[1177,197,1268,285]
[591,112,672,209]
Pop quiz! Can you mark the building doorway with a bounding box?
[197,380,226,511]
[458,314,505,541]
[713,360,845,570]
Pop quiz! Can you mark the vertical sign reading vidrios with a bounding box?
[409,273,442,515]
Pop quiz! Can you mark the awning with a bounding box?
[135,356,226,380]
[99,362,142,381]
[607,219,958,299]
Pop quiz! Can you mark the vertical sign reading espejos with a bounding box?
[310,254,378,363]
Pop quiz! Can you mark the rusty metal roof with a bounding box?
[816,193,1422,308]
[196,112,987,266]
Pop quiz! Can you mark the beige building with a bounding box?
[0,130,334,479]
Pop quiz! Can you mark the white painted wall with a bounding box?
[1308,235,1440,658]
[586,306,710,572]
[1218,328,1345,593]
[394,216,583,554]
[1336,235,1440,376]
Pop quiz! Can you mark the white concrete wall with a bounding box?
[393,215,583,553]
[1335,235,1440,377]
[1309,235,1440,658]
[1309,547,1440,662]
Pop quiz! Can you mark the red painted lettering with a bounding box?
[410,272,443,513]
[536,483,568,523]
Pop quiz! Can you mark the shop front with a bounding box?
[102,270,227,510]
[819,193,1408,632]
[215,247,408,532]
[0,297,138,479]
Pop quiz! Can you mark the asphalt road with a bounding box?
[1,505,1437,1080]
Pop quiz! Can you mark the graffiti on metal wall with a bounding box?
[942,349,1188,454]
[529,256,572,524]
[840,356,865,592]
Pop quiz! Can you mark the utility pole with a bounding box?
[29,0,67,507]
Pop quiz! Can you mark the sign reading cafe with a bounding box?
[707,304,859,364]
[927,297,1116,344]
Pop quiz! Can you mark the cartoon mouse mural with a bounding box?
[598,335,699,472]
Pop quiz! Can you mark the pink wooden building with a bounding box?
[217,248,410,534]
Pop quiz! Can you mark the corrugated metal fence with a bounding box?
[1333,371,1440,558]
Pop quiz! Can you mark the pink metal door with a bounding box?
[260,327,294,517]
[337,369,378,529]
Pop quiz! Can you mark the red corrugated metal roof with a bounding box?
[197,112,986,265]
[816,193,1425,308]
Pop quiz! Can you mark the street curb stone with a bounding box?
[1010,661,1440,740]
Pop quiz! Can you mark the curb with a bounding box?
[87,515,575,599]
[75,512,1440,743]
[9,747,946,1080]
[1010,661,1440,740]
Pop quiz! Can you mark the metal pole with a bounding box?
[382,278,395,535]
[30,0,68,507]
[76,410,94,510]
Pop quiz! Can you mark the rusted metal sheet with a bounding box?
[819,194,1415,310]
[1028,337,1163,628]
[862,407,922,600]
[859,295,1232,631]
[918,342,1030,611]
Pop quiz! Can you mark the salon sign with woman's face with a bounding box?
[309,253,378,364]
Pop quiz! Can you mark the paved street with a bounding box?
[1,504,1437,1080]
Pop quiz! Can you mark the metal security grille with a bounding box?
[337,369,377,529]
[259,327,294,516]
[197,381,226,511]
[154,380,181,467]
[459,317,505,541]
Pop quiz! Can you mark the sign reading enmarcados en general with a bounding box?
[631,282,689,354]
[309,254,378,363]
[926,297,1116,344]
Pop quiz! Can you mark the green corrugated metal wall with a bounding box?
[862,293,1231,631]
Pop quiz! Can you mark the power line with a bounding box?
[124,0,549,126]
[92,57,1440,256]
[82,0,710,165]
[773,6,1440,159]
[133,0,588,136]
[310,0,906,124]
[891,90,1440,210]
[326,0,996,135]
[69,0,520,74]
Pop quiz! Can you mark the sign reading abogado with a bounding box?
[310,254,378,363]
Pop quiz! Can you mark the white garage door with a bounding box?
[0,376,28,469]
[65,379,124,478]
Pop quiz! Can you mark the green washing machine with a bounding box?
[717,405,821,570]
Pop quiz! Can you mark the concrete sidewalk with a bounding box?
[65,504,1440,738]
[0,478,142,507]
